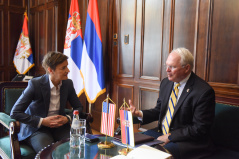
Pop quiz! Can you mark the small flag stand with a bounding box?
[118,99,134,155]
[98,94,116,149]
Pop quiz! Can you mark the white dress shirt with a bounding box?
[37,76,62,127]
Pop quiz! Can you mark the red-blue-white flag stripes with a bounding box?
[100,102,116,137]
[120,110,135,147]
[63,0,84,96]
[81,0,106,103]
[13,12,34,74]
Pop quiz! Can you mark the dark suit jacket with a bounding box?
[10,74,83,141]
[142,72,215,159]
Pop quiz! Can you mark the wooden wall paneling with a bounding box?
[0,10,3,67]
[139,87,159,129]
[0,71,3,81]
[195,0,210,79]
[209,0,239,84]
[29,0,62,77]
[29,0,37,7]
[7,11,25,80]
[210,82,239,105]
[38,10,46,67]
[8,11,24,67]
[46,7,55,52]
[161,0,172,79]
[134,0,142,81]
[8,0,25,7]
[47,0,54,3]
[0,0,3,81]
[140,0,163,81]
[112,0,119,81]
[8,70,18,81]
[56,0,67,53]
[118,0,136,77]
[206,0,239,105]
[105,0,114,95]
[173,0,198,54]
[0,0,26,81]
[38,0,45,6]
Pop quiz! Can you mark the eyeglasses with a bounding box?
[164,65,185,71]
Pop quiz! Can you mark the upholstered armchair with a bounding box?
[0,81,35,159]
[0,81,93,159]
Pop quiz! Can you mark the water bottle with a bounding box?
[70,110,80,148]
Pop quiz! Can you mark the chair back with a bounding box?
[0,82,28,136]
[0,82,28,113]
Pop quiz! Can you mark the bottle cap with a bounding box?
[73,110,79,115]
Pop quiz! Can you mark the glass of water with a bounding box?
[78,119,86,145]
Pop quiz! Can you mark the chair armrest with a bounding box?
[0,112,16,129]
[64,108,73,115]
[9,121,21,159]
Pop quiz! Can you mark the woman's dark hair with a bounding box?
[42,51,68,73]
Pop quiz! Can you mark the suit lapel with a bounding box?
[160,81,174,121]
[40,74,50,116]
[173,73,195,117]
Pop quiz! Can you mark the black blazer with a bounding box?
[10,74,83,141]
[142,72,215,158]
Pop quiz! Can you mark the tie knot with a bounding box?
[175,83,180,88]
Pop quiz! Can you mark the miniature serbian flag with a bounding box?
[100,154,111,159]
[81,0,106,103]
[13,12,34,74]
[63,0,84,96]
[120,110,135,147]
[100,102,116,137]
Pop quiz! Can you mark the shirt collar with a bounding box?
[49,75,62,89]
[175,72,191,86]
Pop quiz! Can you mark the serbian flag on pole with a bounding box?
[81,0,106,103]
[120,110,135,147]
[13,12,34,74]
[63,0,84,96]
[100,102,116,137]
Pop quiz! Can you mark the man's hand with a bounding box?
[129,99,143,117]
[157,133,171,146]
[42,115,68,128]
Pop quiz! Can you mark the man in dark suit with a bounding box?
[11,51,84,153]
[129,48,215,159]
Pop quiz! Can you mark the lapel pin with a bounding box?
[187,89,190,92]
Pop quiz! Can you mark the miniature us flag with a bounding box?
[100,102,116,137]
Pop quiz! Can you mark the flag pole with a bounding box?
[89,103,91,114]
[25,6,29,76]
[104,94,109,144]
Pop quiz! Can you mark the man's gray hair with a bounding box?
[171,48,194,70]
